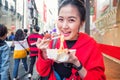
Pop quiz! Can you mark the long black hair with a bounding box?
[14,29,25,41]
[58,0,86,22]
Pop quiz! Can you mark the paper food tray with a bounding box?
[46,49,76,62]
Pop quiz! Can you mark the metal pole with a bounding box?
[15,0,17,30]
[85,0,90,35]
[22,0,24,29]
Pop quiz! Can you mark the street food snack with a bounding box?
[44,33,51,39]
[47,35,76,62]
[47,49,76,62]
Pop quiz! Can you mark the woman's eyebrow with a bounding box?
[68,16,77,19]
[59,16,76,18]
[58,16,63,18]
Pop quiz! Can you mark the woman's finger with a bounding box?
[37,40,49,49]
[36,38,42,47]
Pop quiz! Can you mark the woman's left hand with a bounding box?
[67,51,80,66]
[54,50,81,66]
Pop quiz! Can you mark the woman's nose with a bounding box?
[62,21,68,28]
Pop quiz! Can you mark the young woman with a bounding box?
[12,29,29,80]
[36,0,106,80]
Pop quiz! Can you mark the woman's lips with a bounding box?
[62,32,71,37]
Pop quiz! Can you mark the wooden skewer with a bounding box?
[30,36,60,46]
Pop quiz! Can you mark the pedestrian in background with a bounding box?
[24,29,28,38]
[0,24,11,80]
[8,32,15,53]
[36,0,106,80]
[8,32,15,41]
[27,25,43,79]
[12,29,29,80]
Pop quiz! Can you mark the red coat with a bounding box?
[36,33,106,80]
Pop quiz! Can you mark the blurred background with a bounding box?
[0,0,120,80]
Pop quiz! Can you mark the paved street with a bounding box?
[9,53,120,80]
[103,56,120,80]
[9,53,39,80]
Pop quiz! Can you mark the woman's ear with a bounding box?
[78,21,85,32]
[80,21,85,26]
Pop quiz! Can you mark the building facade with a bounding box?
[0,0,17,32]
[28,0,38,33]
[91,0,120,47]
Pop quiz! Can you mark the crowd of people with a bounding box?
[0,0,106,80]
[0,24,44,80]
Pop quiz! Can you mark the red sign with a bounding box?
[43,1,47,22]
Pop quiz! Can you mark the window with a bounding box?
[4,0,8,10]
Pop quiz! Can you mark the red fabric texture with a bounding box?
[27,33,43,56]
[99,43,120,60]
[36,33,106,80]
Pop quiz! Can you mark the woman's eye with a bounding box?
[58,19,63,22]
[69,19,75,23]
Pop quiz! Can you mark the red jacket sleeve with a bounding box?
[36,50,53,77]
[70,33,106,80]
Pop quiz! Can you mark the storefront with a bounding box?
[91,0,120,47]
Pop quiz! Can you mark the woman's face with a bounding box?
[57,4,83,40]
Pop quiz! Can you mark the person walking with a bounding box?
[27,25,43,79]
[12,29,29,80]
[0,24,11,80]
[8,32,15,53]
[8,32,15,41]
[36,0,106,80]
[23,29,28,38]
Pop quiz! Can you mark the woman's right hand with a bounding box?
[36,38,50,59]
